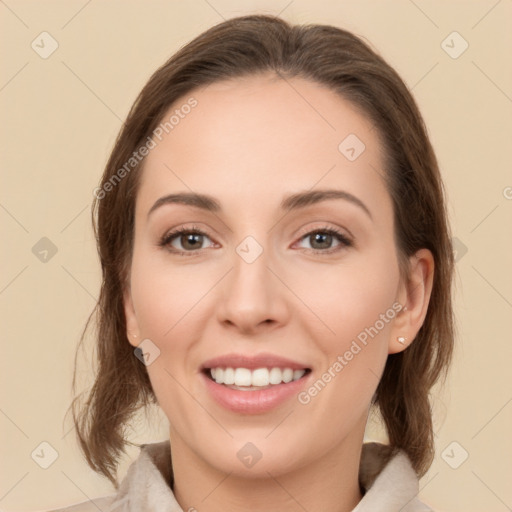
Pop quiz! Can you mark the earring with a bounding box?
[129,332,138,339]
[397,336,407,345]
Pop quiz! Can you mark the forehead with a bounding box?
[137,73,389,217]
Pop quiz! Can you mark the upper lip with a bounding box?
[201,353,310,371]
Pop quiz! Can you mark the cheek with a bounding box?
[129,247,218,340]
[128,250,209,425]
[292,249,400,348]
[293,247,399,409]
[128,247,223,411]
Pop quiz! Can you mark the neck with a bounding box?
[169,424,366,512]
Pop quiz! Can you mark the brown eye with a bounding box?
[160,227,215,254]
[309,232,333,250]
[296,228,352,253]
[178,233,205,251]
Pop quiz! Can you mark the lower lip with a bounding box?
[201,372,310,414]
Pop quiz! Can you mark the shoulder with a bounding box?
[357,442,436,512]
[43,494,115,512]
[45,441,171,512]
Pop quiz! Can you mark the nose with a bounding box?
[216,241,291,335]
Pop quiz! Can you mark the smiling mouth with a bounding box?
[204,367,312,390]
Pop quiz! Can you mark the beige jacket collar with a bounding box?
[54,441,433,512]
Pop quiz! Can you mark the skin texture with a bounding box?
[124,73,434,512]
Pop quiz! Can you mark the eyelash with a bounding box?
[158,225,353,256]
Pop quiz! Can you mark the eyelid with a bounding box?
[294,221,354,242]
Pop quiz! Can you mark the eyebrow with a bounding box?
[147,189,372,220]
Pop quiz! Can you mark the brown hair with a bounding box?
[70,14,454,487]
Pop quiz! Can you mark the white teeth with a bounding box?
[251,368,269,387]
[234,368,252,386]
[223,367,235,385]
[282,368,293,383]
[208,367,307,387]
[214,368,224,384]
[293,369,305,381]
[269,367,282,385]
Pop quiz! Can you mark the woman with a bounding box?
[59,13,454,512]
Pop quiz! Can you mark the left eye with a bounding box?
[296,229,352,252]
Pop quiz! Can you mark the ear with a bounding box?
[124,284,141,348]
[389,248,434,354]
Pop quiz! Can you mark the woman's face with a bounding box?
[124,73,417,477]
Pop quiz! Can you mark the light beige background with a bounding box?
[1,1,511,511]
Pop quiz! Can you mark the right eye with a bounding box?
[159,226,216,255]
